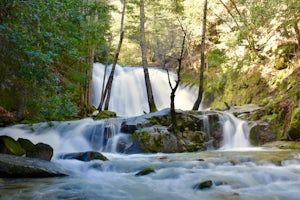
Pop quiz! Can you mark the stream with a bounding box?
[1,150,300,200]
[1,64,299,199]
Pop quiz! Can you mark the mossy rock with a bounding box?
[133,130,161,152]
[194,180,213,190]
[94,110,117,120]
[0,136,25,156]
[60,151,109,162]
[17,138,35,151]
[135,167,155,176]
[26,143,53,161]
[287,107,300,140]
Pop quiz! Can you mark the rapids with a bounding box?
[1,151,300,200]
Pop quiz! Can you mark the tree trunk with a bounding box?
[193,0,207,110]
[139,0,157,113]
[167,25,186,132]
[97,0,127,111]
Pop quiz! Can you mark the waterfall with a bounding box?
[218,112,251,149]
[0,64,251,154]
[92,63,198,117]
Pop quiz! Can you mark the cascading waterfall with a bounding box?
[92,63,198,117]
[0,63,251,154]
[92,63,251,150]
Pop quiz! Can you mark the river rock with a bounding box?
[0,135,25,156]
[26,142,53,161]
[249,120,276,145]
[135,168,155,176]
[0,153,69,178]
[59,151,109,161]
[17,138,35,151]
[121,109,226,153]
[194,180,213,189]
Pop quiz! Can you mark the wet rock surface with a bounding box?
[0,154,70,178]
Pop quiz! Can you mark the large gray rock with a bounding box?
[0,154,70,178]
[249,120,277,145]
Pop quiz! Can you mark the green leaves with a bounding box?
[0,0,110,121]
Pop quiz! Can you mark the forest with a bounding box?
[0,0,299,140]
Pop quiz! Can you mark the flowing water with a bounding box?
[1,64,300,199]
[92,63,198,117]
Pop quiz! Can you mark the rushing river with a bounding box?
[1,150,300,200]
[1,64,299,199]
[1,116,300,200]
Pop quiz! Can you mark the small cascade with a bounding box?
[0,118,130,155]
[218,112,251,150]
[197,111,251,150]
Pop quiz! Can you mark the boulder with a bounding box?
[135,168,155,176]
[26,143,53,161]
[0,136,25,156]
[17,138,35,151]
[59,151,109,161]
[193,180,213,190]
[0,153,69,178]
[249,120,277,145]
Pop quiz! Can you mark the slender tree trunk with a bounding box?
[139,0,157,113]
[98,35,112,111]
[98,0,126,111]
[193,0,207,110]
[167,25,186,132]
[87,46,94,108]
[104,31,124,110]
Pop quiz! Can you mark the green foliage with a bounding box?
[207,49,227,67]
[0,0,110,122]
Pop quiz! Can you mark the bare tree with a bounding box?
[98,0,127,111]
[139,0,157,113]
[192,0,208,110]
[166,24,187,132]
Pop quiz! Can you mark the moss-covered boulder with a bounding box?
[60,151,109,161]
[287,107,300,140]
[26,143,53,161]
[17,138,35,151]
[135,167,155,176]
[193,180,213,190]
[0,136,25,156]
[132,127,180,153]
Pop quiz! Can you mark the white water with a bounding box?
[2,64,300,199]
[92,63,198,117]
